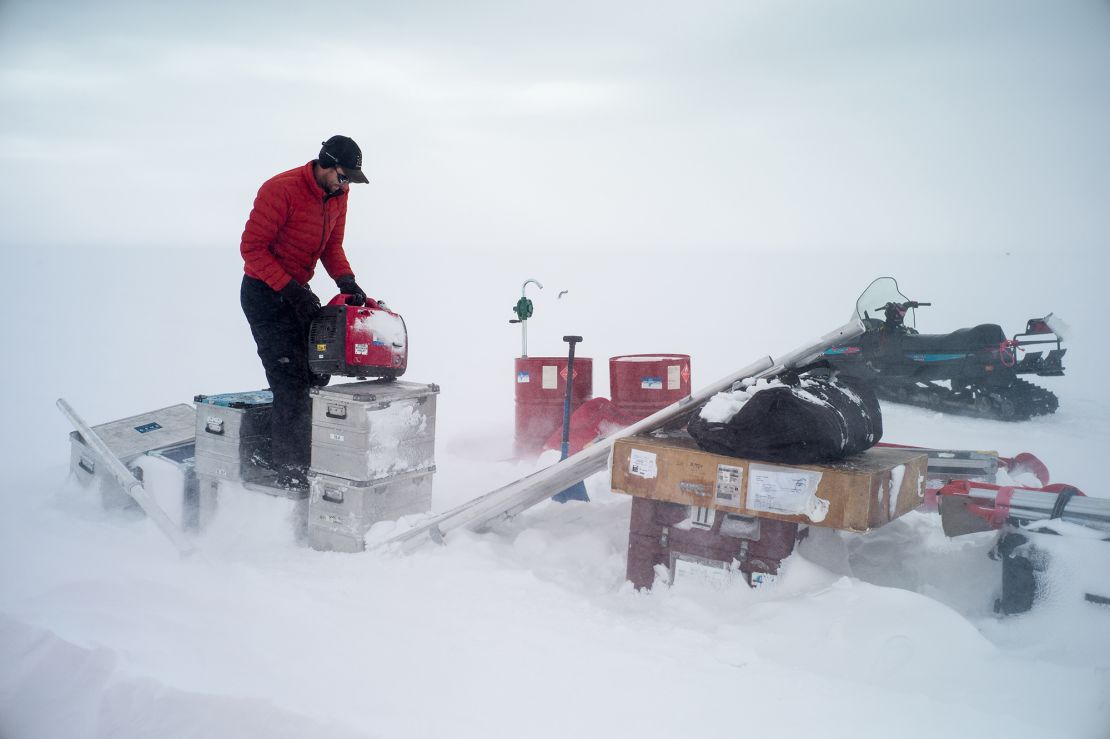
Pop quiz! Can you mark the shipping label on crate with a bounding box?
[714,464,743,507]
[629,449,657,479]
[747,463,828,522]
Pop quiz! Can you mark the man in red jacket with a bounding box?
[240,135,370,490]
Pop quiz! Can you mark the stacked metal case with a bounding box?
[308,380,439,552]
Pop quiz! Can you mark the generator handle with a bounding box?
[325,294,383,310]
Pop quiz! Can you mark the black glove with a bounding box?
[336,275,366,306]
[280,280,321,326]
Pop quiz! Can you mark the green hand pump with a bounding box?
[509,278,543,357]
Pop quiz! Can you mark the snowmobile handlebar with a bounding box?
[875,300,931,311]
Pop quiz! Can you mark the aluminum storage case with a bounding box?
[67,403,197,508]
[145,440,209,531]
[309,381,439,482]
[193,390,273,483]
[308,468,434,553]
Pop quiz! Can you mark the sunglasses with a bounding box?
[336,171,350,185]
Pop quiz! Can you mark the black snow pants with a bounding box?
[240,276,312,473]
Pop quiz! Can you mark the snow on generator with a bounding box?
[821,277,1067,421]
[307,294,407,385]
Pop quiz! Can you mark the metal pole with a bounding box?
[57,398,197,556]
[560,336,580,461]
[521,279,542,358]
[553,336,588,503]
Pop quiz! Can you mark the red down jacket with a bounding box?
[240,161,354,292]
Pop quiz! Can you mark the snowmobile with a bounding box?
[820,277,1065,421]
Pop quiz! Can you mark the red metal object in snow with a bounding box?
[513,356,592,459]
[626,497,798,590]
[609,354,691,422]
[541,397,639,457]
[876,442,1051,511]
[1001,452,1050,486]
[936,479,1087,531]
[538,352,694,457]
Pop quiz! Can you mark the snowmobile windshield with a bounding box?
[854,277,915,328]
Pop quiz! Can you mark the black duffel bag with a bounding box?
[687,372,882,464]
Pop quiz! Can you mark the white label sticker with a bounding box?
[640,376,662,390]
[747,463,827,521]
[690,506,714,529]
[516,371,530,383]
[667,365,681,390]
[750,571,779,589]
[629,449,657,479]
[542,365,558,389]
[355,343,369,355]
[329,432,345,442]
[715,464,743,507]
[673,556,733,588]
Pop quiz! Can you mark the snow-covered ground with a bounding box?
[3,0,1109,735]
[1,246,1108,738]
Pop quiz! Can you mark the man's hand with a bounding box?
[336,275,367,306]
[280,280,322,326]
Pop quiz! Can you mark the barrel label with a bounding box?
[542,366,558,389]
[668,365,682,389]
[641,376,662,390]
[517,371,530,383]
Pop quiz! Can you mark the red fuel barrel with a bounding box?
[514,356,593,458]
[609,354,691,421]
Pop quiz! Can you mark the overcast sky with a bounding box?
[2,0,1108,256]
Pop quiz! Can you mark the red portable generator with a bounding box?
[308,296,408,382]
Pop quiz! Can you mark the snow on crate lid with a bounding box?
[193,390,274,408]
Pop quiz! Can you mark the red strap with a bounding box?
[998,339,1018,368]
